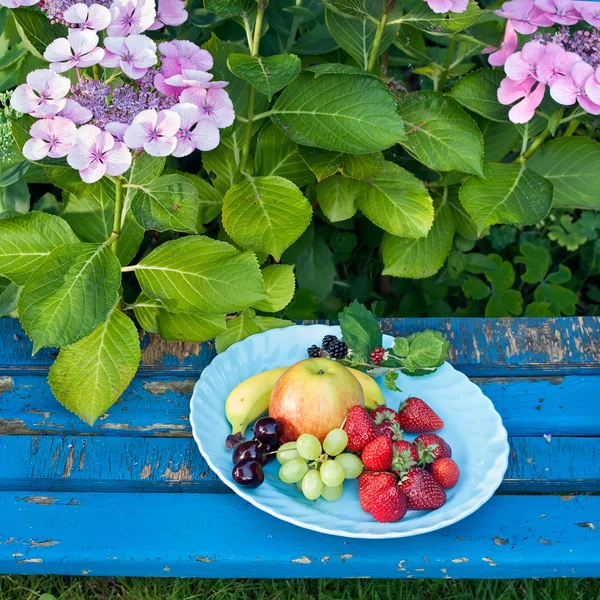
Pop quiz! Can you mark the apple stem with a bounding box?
[339,414,349,430]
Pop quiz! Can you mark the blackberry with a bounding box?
[307,345,322,358]
[321,335,338,352]
[329,340,348,359]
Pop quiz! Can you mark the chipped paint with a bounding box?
[452,558,469,563]
[162,462,192,481]
[0,376,13,393]
[339,553,353,562]
[320,556,330,564]
[493,536,508,546]
[81,570,91,575]
[0,418,27,433]
[143,380,196,396]
[162,566,171,572]
[140,465,153,480]
[16,558,42,564]
[141,335,202,365]
[291,556,312,564]
[574,522,595,529]
[397,559,406,571]
[482,557,497,567]
[29,540,61,548]
[62,445,75,478]
[560,495,575,502]
[16,496,58,506]
[195,556,212,563]
[538,537,552,545]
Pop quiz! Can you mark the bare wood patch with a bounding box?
[16,558,42,564]
[162,462,192,481]
[195,556,213,563]
[141,334,206,365]
[16,496,58,506]
[143,380,196,396]
[29,539,61,548]
[0,376,13,393]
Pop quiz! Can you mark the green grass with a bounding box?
[1,577,600,600]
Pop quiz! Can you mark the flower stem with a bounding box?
[437,37,456,91]
[367,0,396,73]
[563,119,580,137]
[522,127,549,160]
[110,176,124,255]
[92,64,101,80]
[284,0,303,54]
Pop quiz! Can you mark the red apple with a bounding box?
[269,358,364,443]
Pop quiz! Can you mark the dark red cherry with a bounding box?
[232,440,266,465]
[254,417,281,444]
[232,459,264,488]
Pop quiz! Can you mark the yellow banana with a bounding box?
[226,367,289,435]
[348,367,386,410]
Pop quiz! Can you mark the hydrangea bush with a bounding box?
[0,0,598,423]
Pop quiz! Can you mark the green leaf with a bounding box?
[252,264,296,312]
[480,120,521,163]
[514,242,550,284]
[227,53,301,101]
[382,201,454,278]
[526,137,600,209]
[463,252,499,274]
[12,7,68,59]
[448,192,479,241]
[0,212,78,285]
[292,24,341,55]
[384,370,401,392]
[306,63,378,78]
[19,243,122,351]
[253,315,295,332]
[406,330,444,367]
[394,1,485,35]
[298,147,343,181]
[133,235,267,314]
[524,301,554,317]
[339,300,382,359]
[462,274,490,300]
[325,7,399,70]
[534,283,578,316]
[48,309,140,425]
[202,144,241,195]
[547,215,588,251]
[180,173,223,226]
[0,281,20,317]
[547,264,571,285]
[459,163,553,234]
[271,72,404,154]
[393,337,409,357]
[0,161,29,187]
[354,162,434,238]
[484,254,522,317]
[1,179,30,214]
[130,174,199,233]
[123,152,165,218]
[341,153,385,179]
[255,124,315,187]
[295,234,336,302]
[316,174,359,222]
[204,0,245,15]
[223,175,312,261]
[397,92,484,176]
[448,69,508,122]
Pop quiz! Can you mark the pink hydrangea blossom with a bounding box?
[585,67,600,105]
[533,0,580,25]
[504,41,547,82]
[179,87,235,129]
[58,99,93,124]
[495,0,553,34]
[550,61,600,114]
[171,103,219,157]
[482,20,518,67]
[63,3,111,31]
[535,43,580,85]
[163,69,229,89]
[573,1,600,28]
[123,109,180,156]
[101,35,157,80]
[148,0,187,29]
[105,122,129,142]
[498,76,547,123]
[44,30,105,74]
[22,117,77,161]
[159,40,213,74]
[67,124,132,183]
[107,0,156,37]
[10,70,70,118]
[422,0,468,13]
[0,0,37,9]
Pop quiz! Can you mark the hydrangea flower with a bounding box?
[423,0,468,14]
[495,0,553,34]
[550,61,600,113]
[482,21,518,66]
[101,35,157,79]
[535,43,579,84]
[573,2,600,28]
[504,41,547,81]
[179,87,235,128]
[63,3,111,31]
[58,99,93,124]
[171,103,219,156]
[44,30,105,74]
[498,76,547,123]
[11,70,70,118]
[67,124,132,183]
[107,0,156,37]
[123,108,180,156]
[0,0,38,8]
[23,117,77,160]
[585,68,600,105]
[148,0,187,29]
[534,0,580,25]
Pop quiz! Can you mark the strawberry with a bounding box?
[344,406,378,452]
[430,457,460,489]
[397,397,443,433]
[361,435,393,472]
[358,471,397,512]
[370,486,408,523]
[371,407,404,440]
[391,440,418,477]
[399,468,447,510]
[414,433,452,465]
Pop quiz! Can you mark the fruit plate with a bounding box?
[190,325,510,539]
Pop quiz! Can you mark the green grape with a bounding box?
[296,433,322,460]
[321,483,344,502]
[323,428,348,456]
[319,459,345,487]
[276,442,299,464]
[335,453,364,479]
[279,458,308,484]
[301,470,324,500]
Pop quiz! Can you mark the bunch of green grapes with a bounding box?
[276,430,364,502]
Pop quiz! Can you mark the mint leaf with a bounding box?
[393,336,409,357]
[338,300,382,360]
[406,331,444,367]
[384,370,401,392]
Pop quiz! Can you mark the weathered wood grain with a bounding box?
[1,374,598,437]
[0,435,598,494]
[2,317,600,376]
[0,492,598,578]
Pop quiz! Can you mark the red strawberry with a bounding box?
[361,435,393,472]
[371,407,404,440]
[430,457,460,489]
[391,440,418,477]
[370,486,408,523]
[344,406,378,453]
[400,468,447,510]
[358,472,397,512]
[414,433,452,465]
[397,397,443,433]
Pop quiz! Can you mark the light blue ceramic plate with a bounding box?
[190,325,509,539]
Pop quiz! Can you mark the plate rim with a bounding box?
[190,324,510,539]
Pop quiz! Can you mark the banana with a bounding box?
[226,367,289,435]
[348,367,386,410]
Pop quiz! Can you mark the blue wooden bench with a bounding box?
[0,317,599,579]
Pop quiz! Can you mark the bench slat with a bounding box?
[2,317,600,375]
[0,492,597,578]
[1,375,598,437]
[1,435,598,493]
